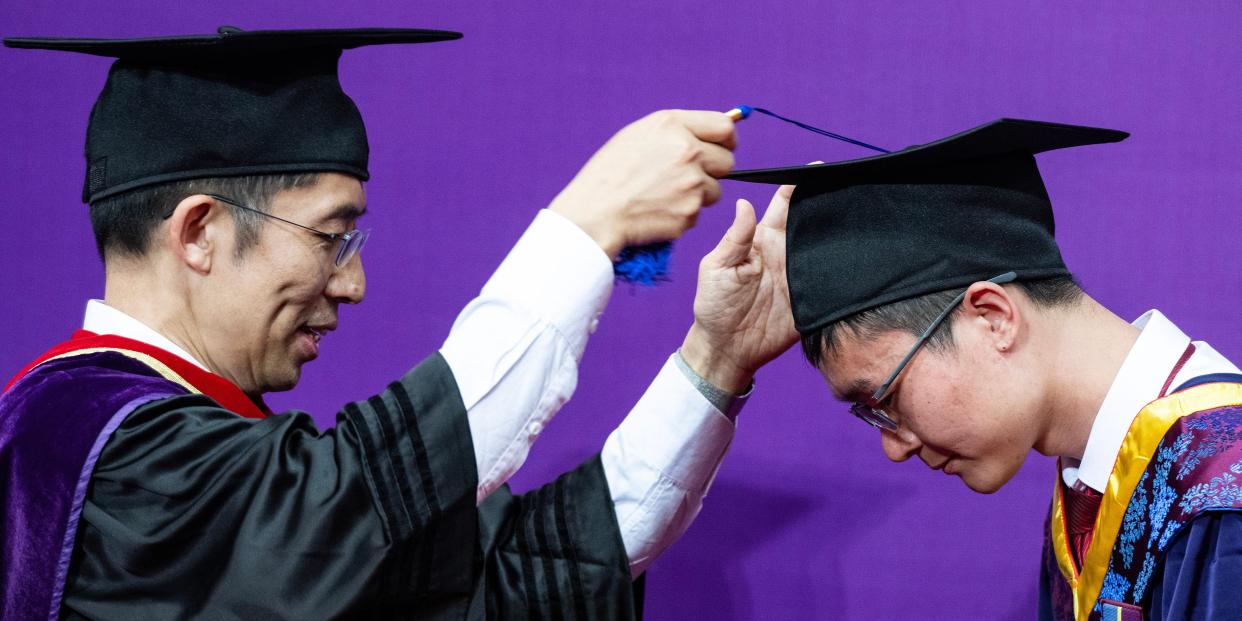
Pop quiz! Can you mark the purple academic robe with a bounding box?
[1,350,188,619]
[1040,376,1242,621]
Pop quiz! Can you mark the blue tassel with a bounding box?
[746,107,889,153]
[611,106,884,287]
[613,241,673,285]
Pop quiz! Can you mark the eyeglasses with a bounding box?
[849,271,1018,432]
[203,194,369,268]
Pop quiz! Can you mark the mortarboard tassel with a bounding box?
[613,242,674,286]
[611,105,888,285]
[735,106,890,154]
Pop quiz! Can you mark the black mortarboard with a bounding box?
[726,118,1129,335]
[4,26,462,202]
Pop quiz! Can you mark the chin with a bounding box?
[957,463,1017,495]
[261,366,303,394]
[960,476,1005,494]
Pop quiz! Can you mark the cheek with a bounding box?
[209,267,269,327]
[966,359,1040,445]
[901,368,973,440]
[903,364,1010,454]
[262,249,331,300]
[281,272,329,305]
[233,261,328,339]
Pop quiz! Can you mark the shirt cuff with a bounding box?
[672,349,752,421]
[479,209,614,360]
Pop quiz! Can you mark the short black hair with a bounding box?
[88,173,322,262]
[800,275,1084,367]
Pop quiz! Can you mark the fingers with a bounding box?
[671,110,738,150]
[758,184,795,231]
[707,199,757,267]
[756,162,818,230]
[698,142,735,178]
[701,175,722,207]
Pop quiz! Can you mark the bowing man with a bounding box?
[729,118,1242,621]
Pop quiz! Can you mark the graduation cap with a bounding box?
[4,26,462,203]
[725,118,1129,335]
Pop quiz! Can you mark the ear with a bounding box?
[163,194,222,274]
[960,280,1022,353]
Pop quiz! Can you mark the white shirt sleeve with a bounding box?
[439,209,739,573]
[602,355,736,577]
[440,209,613,502]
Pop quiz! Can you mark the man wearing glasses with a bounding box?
[0,28,798,619]
[729,118,1242,620]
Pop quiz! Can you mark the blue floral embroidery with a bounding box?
[1098,570,1132,605]
[1176,410,1242,480]
[1133,554,1158,600]
[1117,470,1150,568]
[1179,457,1242,514]
[1146,438,1185,540]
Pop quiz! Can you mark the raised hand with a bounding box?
[548,110,737,258]
[679,184,800,393]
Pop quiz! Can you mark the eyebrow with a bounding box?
[829,377,876,403]
[316,202,367,227]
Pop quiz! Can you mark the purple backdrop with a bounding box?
[3,2,1240,618]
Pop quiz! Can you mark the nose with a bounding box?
[326,254,366,304]
[880,426,922,463]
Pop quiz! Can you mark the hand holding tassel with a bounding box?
[547,109,737,278]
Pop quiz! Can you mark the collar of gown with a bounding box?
[83,299,210,371]
[1061,309,1240,492]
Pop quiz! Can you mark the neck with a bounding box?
[1032,296,1140,461]
[102,260,236,390]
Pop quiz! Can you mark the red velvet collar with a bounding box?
[4,330,270,419]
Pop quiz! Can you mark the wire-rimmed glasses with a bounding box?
[849,271,1019,431]
[204,193,369,268]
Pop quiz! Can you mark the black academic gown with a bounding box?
[60,355,640,620]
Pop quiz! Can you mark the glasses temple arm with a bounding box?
[870,271,1018,400]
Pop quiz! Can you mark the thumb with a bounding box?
[707,199,757,267]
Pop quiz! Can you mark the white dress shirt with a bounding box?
[84,301,208,372]
[1061,310,1240,492]
[85,209,738,578]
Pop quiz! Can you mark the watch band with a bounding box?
[673,349,753,421]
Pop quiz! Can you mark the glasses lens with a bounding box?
[335,229,370,267]
[849,403,898,431]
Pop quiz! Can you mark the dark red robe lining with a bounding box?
[5,330,269,419]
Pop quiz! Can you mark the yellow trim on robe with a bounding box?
[40,347,201,396]
[1050,465,1078,583]
[1049,382,1242,621]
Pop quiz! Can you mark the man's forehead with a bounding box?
[822,368,878,403]
[274,174,367,221]
[818,331,908,401]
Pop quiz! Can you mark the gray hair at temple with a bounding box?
[88,173,322,263]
